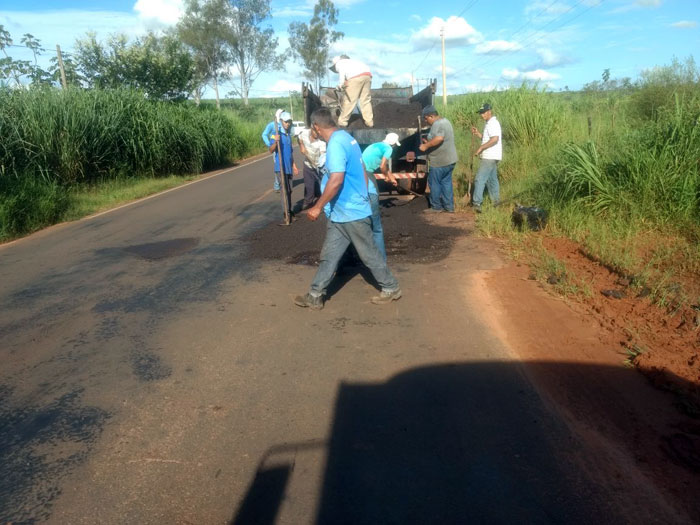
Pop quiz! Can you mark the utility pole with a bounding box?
[56,44,67,89]
[441,26,447,106]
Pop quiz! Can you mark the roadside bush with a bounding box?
[0,176,70,238]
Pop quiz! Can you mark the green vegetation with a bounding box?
[0,87,267,241]
[442,57,700,306]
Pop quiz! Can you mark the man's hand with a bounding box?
[307,205,321,221]
[292,164,299,176]
[418,142,427,152]
[470,126,478,135]
[388,173,398,186]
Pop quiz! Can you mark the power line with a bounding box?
[453,0,602,77]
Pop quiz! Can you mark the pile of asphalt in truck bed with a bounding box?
[244,196,466,266]
[347,101,423,130]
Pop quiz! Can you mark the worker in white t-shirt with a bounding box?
[470,103,502,212]
[329,55,374,128]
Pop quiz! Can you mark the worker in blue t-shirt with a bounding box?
[361,133,401,261]
[266,111,299,218]
[293,108,401,310]
[262,109,284,192]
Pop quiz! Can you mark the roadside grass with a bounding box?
[442,58,700,311]
[65,174,201,220]
[0,88,271,242]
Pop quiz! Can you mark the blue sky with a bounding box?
[1,0,698,97]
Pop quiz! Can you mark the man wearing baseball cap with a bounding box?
[361,132,401,260]
[266,111,299,218]
[329,54,374,128]
[261,108,286,192]
[470,103,502,212]
[419,105,458,213]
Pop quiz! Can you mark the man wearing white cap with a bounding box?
[330,55,374,128]
[361,132,401,260]
[261,108,286,192]
[266,111,299,218]
[295,125,326,210]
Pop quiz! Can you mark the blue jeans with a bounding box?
[427,163,455,211]
[369,192,386,261]
[310,217,399,297]
[473,159,500,206]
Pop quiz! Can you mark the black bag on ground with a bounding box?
[512,205,548,231]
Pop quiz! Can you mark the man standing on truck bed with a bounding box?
[330,55,374,128]
[419,105,458,213]
[470,102,502,212]
[294,108,401,310]
[361,133,401,260]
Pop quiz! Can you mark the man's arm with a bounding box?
[262,122,273,147]
[475,136,499,156]
[379,157,397,186]
[418,135,444,152]
[307,171,345,221]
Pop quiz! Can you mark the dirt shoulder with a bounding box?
[474,232,700,521]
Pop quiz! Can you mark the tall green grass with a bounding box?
[442,61,699,299]
[0,87,266,240]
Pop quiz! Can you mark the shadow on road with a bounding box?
[231,361,700,525]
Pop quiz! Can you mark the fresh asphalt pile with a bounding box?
[244,196,466,266]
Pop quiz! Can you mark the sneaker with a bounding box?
[274,189,281,193]
[371,288,402,305]
[294,293,324,310]
[473,205,482,214]
[423,208,443,214]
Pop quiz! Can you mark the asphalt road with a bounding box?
[0,154,685,524]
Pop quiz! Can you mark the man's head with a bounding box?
[383,132,401,147]
[310,107,337,142]
[279,111,292,130]
[477,102,492,120]
[422,105,439,125]
[329,54,350,73]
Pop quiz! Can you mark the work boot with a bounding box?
[424,207,443,213]
[371,288,402,305]
[294,292,324,310]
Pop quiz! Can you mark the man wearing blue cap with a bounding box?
[419,105,458,213]
[470,103,502,212]
[266,111,299,217]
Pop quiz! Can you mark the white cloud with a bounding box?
[434,65,456,75]
[670,20,698,29]
[410,16,483,50]
[475,40,522,55]
[410,14,422,22]
[636,0,661,6]
[534,47,574,67]
[501,68,560,81]
[133,0,183,26]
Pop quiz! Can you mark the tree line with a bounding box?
[0,0,344,106]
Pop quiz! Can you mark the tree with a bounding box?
[225,0,287,105]
[21,33,51,86]
[602,68,610,85]
[0,24,22,87]
[381,81,399,88]
[176,0,232,108]
[288,0,343,93]
[74,32,197,101]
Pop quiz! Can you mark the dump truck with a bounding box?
[302,79,437,194]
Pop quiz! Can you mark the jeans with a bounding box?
[310,217,399,297]
[369,192,387,261]
[273,171,280,191]
[427,163,455,211]
[472,159,500,206]
[303,164,321,208]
